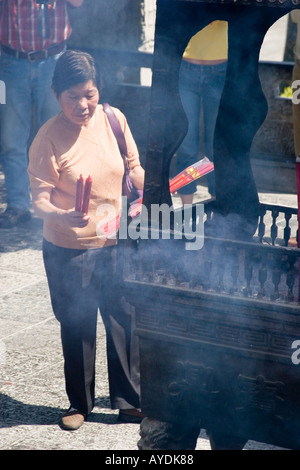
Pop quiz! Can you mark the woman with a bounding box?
[28,50,145,430]
[176,21,228,201]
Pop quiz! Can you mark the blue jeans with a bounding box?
[175,60,227,196]
[0,52,61,211]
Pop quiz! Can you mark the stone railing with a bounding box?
[123,202,299,305]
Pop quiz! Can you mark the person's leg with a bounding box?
[293,59,300,158]
[0,54,32,214]
[176,61,202,203]
[43,240,99,419]
[291,59,300,247]
[202,62,227,196]
[96,247,141,414]
[180,194,194,205]
[60,313,97,415]
[32,54,61,132]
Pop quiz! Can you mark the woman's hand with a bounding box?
[129,165,145,191]
[31,188,90,228]
[59,210,90,228]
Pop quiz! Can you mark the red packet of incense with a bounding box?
[169,156,214,194]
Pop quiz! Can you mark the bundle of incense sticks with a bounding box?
[169,156,214,194]
[128,156,214,218]
[75,174,92,214]
[98,157,214,236]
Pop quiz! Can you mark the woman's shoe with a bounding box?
[118,408,144,424]
[60,408,86,430]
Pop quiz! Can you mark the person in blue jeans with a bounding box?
[175,21,228,203]
[0,0,83,228]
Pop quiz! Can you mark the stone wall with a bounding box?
[251,61,297,193]
[67,0,144,86]
[67,0,143,50]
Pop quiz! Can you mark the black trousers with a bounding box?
[43,239,140,415]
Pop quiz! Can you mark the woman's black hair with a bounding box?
[52,49,101,98]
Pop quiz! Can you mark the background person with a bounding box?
[289,10,300,248]
[292,10,300,158]
[28,50,145,430]
[175,20,228,203]
[0,0,83,228]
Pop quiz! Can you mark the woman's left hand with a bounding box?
[60,210,90,228]
[31,188,90,228]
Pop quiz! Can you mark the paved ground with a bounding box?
[0,166,297,451]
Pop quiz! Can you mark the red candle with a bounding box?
[82,175,92,214]
[75,174,84,212]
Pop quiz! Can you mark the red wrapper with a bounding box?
[75,174,84,212]
[82,175,92,214]
[169,156,214,194]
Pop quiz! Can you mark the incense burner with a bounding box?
[122,0,300,449]
[122,202,300,449]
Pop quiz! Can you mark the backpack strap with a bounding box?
[102,103,129,169]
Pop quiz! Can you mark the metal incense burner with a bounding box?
[121,0,300,450]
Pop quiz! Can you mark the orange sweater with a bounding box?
[28,105,141,249]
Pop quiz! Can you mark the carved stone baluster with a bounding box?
[140,243,153,282]
[156,243,169,284]
[271,208,279,246]
[205,206,213,223]
[182,253,192,288]
[286,255,296,302]
[283,211,292,247]
[152,245,160,283]
[137,249,143,280]
[165,246,176,286]
[271,254,282,301]
[131,245,140,281]
[257,252,268,299]
[228,246,239,295]
[189,250,200,289]
[258,207,266,243]
[217,244,226,292]
[243,249,253,297]
[172,243,184,286]
[203,242,213,290]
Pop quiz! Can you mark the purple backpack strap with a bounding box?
[102,102,141,203]
[102,103,128,166]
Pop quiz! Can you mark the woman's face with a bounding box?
[58,80,99,127]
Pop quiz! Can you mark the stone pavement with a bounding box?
[0,173,298,451]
